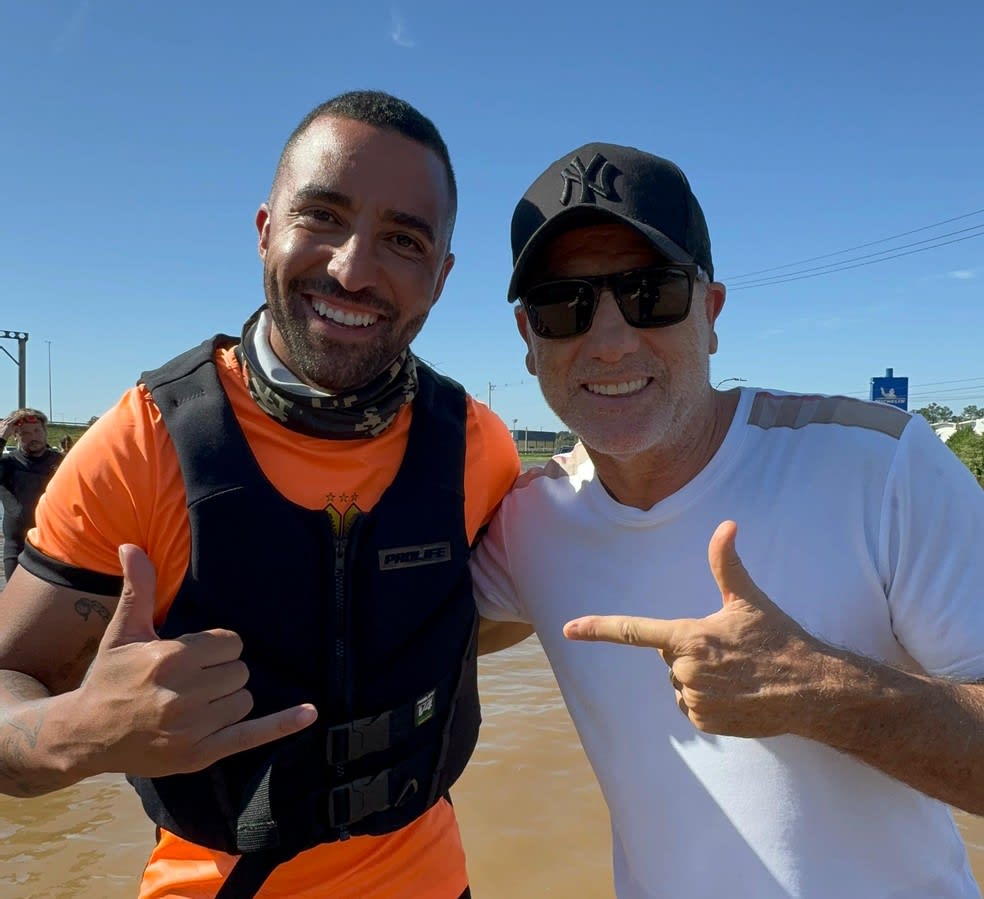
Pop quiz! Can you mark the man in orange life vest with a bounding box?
[0,91,518,898]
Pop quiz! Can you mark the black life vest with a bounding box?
[128,336,481,894]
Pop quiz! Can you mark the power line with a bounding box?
[729,208,984,280]
[729,223,984,287]
[832,377,984,402]
[898,376,984,389]
[728,229,984,291]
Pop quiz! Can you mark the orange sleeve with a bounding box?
[29,383,190,620]
[462,397,521,540]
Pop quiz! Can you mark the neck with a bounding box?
[587,389,741,511]
[238,307,419,439]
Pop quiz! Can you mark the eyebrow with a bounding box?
[293,185,437,245]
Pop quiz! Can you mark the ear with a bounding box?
[256,204,271,261]
[704,282,726,356]
[429,253,456,307]
[514,305,538,376]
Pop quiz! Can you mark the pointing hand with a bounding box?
[74,544,317,778]
[563,521,822,737]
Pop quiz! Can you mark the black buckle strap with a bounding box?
[325,712,391,764]
[327,771,393,828]
[216,848,297,899]
[323,671,450,765]
[325,742,432,830]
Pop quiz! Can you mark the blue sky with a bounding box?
[2,0,982,431]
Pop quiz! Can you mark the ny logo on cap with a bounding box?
[559,153,620,206]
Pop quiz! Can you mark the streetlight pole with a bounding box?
[45,340,53,420]
[714,377,746,389]
[0,330,29,409]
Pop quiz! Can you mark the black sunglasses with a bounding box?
[520,263,698,340]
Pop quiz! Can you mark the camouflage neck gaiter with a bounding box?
[236,306,418,439]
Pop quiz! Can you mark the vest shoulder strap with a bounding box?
[140,335,238,393]
[402,362,467,488]
[140,335,257,504]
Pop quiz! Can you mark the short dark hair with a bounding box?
[273,90,457,237]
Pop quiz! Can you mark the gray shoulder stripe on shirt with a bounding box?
[748,392,910,438]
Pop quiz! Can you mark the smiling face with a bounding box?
[256,115,455,392]
[516,222,726,462]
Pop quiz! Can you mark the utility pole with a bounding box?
[46,340,52,420]
[488,381,495,409]
[0,330,29,409]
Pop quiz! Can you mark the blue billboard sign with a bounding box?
[870,368,908,411]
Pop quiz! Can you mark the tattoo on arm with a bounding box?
[74,597,111,624]
[0,672,51,797]
[0,670,50,704]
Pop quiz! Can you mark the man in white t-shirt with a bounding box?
[474,142,984,898]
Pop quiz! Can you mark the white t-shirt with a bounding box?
[472,388,984,899]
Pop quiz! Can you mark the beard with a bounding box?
[534,347,711,459]
[264,269,428,393]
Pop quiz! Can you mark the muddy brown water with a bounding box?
[1,544,982,897]
[0,634,981,897]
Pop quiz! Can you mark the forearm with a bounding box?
[0,670,95,797]
[796,646,984,815]
[478,617,534,655]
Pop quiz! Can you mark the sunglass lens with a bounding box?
[618,269,691,326]
[526,282,595,338]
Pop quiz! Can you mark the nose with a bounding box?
[583,290,641,362]
[325,234,378,294]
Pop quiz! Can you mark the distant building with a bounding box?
[932,418,984,442]
[510,429,557,453]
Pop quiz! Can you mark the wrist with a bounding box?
[793,643,918,744]
[35,691,106,787]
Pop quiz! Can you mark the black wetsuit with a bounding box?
[0,441,62,581]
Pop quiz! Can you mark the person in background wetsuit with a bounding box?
[0,408,62,582]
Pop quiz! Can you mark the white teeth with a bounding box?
[585,379,648,396]
[312,299,378,327]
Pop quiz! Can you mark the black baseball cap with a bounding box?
[508,143,713,300]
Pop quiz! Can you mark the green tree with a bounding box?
[913,402,954,424]
[960,404,984,420]
[945,426,984,486]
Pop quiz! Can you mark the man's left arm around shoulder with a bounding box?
[478,616,533,655]
[562,520,984,816]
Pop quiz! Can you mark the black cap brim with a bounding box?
[507,205,695,301]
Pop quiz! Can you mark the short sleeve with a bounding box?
[463,397,521,540]
[883,415,984,679]
[470,492,530,624]
[28,383,189,603]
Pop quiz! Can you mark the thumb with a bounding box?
[707,520,762,609]
[101,544,160,648]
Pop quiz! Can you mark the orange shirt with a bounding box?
[30,346,520,899]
